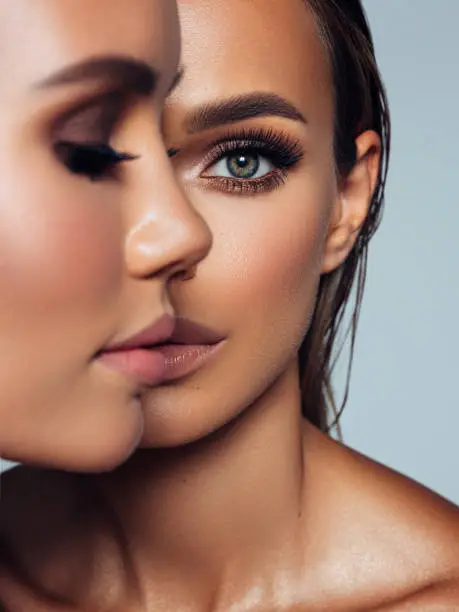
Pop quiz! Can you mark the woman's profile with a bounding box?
[0,0,199,473]
[2,0,459,610]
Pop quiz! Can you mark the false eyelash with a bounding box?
[198,126,304,196]
[202,126,304,171]
[168,147,181,158]
[55,141,137,182]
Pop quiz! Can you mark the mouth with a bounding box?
[97,316,225,386]
[151,339,225,383]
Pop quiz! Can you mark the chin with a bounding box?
[136,344,290,450]
[138,417,226,449]
[27,395,144,473]
[69,441,140,473]
[137,389,241,449]
[1,442,136,474]
[74,414,143,472]
[66,384,146,472]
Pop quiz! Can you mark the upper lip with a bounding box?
[103,315,224,352]
[168,317,224,345]
[104,314,176,352]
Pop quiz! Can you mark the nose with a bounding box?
[124,148,212,282]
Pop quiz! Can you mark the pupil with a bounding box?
[228,152,259,178]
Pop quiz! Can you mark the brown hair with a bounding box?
[298,0,391,432]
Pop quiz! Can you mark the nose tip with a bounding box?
[124,195,212,282]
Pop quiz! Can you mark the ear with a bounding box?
[321,130,381,274]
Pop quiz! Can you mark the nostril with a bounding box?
[179,264,198,282]
[163,261,197,282]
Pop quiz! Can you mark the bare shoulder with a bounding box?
[302,425,459,609]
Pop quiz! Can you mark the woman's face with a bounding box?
[0,0,213,471]
[139,0,379,446]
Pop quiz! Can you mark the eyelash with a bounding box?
[201,127,304,195]
[55,141,137,182]
[55,128,303,189]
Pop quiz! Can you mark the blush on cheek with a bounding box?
[218,194,330,354]
[254,202,327,286]
[0,181,123,314]
[214,217,319,325]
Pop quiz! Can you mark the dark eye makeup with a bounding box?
[54,142,137,182]
[52,92,138,182]
[200,127,304,196]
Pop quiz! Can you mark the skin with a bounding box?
[1,1,459,610]
[0,0,212,471]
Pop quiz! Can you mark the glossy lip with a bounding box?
[155,317,226,383]
[96,314,176,386]
[96,315,225,386]
[158,340,225,383]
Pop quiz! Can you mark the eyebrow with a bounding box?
[185,92,307,134]
[35,55,158,96]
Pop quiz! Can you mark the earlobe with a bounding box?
[321,130,381,274]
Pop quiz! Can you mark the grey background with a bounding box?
[2,1,459,505]
[338,0,459,504]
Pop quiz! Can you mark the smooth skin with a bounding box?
[2,1,459,610]
[0,0,212,472]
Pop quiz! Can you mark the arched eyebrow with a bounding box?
[184,92,307,134]
[34,55,158,96]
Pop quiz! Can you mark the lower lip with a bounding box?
[157,342,223,382]
[97,342,222,385]
[97,348,166,386]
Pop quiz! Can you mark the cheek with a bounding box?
[204,183,332,345]
[0,158,123,331]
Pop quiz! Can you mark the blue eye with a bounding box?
[55,141,137,182]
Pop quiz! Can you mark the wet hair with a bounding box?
[298,0,390,432]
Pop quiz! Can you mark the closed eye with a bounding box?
[54,141,137,182]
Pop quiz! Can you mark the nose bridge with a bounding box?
[124,152,212,280]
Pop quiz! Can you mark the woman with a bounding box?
[2,0,459,610]
[0,0,210,473]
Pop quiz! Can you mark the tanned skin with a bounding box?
[1,1,459,610]
[0,0,196,472]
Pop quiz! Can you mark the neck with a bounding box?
[97,361,306,599]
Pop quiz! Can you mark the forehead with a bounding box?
[0,0,180,92]
[175,0,333,121]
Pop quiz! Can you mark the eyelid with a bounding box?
[200,128,304,172]
[167,127,304,193]
[54,140,138,183]
[51,90,128,144]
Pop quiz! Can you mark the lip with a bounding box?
[97,315,224,386]
[105,314,176,351]
[96,314,175,385]
[156,340,225,383]
[169,317,225,345]
[154,318,225,383]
